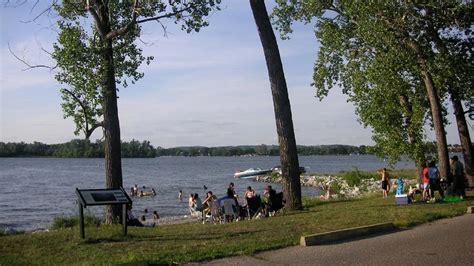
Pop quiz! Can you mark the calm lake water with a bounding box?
[0,155,413,231]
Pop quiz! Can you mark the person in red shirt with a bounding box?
[422,162,430,201]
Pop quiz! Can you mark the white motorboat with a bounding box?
[234,168,271,179]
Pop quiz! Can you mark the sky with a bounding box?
[0,1,468,148]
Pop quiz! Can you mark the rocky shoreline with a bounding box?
[255,174,417,199]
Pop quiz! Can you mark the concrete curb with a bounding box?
[300,223,395,246]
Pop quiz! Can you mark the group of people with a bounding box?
[130,184,156,197]
[126,204,160,227]
[382,155,467,202]
[187,182,283,222]
[419,156,466,202]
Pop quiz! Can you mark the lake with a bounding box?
[0,155,413,231]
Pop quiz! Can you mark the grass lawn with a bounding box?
[1,192,473,265]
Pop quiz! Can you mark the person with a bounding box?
[202,191,216,206]
[178,190,183,201]
[188,193,194,209]
[126,204,144,227]
[319,183,332,200]
[140,189,156,196]
[219,188,239,207]
[201,191,217,216]
[244,186,255,199]
[133,184,138,196]
[153,211,160,220]
[263,185,277,216]
[422,162,431,201]
[428,160,444,202]
[228,182,237,198]
[264,185,276,198]
[407,184,422,203]
[242,186,256,208]
[130,187,135,197]
[450,156,466,199]
[192,193,203,212]
[380,168,390,198]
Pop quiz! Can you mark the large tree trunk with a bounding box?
[407,41,450,179]
[249,0,302,210]
[99,4,124,224]
[449,88,474,181]
[419,68,450,178]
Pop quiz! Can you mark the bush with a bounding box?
[340,168,378,187]
[269,171,280,182]
[50,215,102,230]
[330,182,342,194]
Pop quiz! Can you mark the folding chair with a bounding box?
[246,195,263,219]
[269,192,284,216]
[204,199,222,224]
[221,198,238,223]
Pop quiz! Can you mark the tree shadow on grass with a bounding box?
[81,228,266,245]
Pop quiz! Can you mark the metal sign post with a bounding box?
[75,188,132,239]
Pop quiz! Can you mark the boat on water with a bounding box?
[234,168,272,179]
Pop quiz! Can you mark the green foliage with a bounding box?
[0,139,155,158]
[330,182,342,194]
[50,215,102,230]
[339,168,378,187]
[52,0,221,139]
[156,144,371,157]
[121,139,156,158]
[272,1,473,167]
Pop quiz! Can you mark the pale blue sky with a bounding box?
[0,1,465,148]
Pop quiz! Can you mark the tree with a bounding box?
[422,5,474,178]
[272,1,473,178]
[249,0,302,210]
[53,0,220,223]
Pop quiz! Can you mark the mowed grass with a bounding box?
[1,192,473,265]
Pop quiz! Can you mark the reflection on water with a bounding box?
[0,155,413,231]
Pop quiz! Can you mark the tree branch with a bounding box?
[62,87,103,139]
[104,0,139,40]
[87,2,106,38]
[20,0,57,23]
[8,42,56,71]
[136,3,197,24]
[86,121,104,139]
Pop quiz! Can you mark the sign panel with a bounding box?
[76,188,131,206]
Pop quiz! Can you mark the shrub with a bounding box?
[330,182,342,194]
[340,167,378,187]
[269,171,280,182]
[50,215,102,230]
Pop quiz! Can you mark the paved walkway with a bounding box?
[188,214,474,265]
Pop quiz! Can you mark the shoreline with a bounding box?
[254,174,417,199]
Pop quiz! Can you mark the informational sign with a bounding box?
[76,188,131,206]
[75,188,131,238]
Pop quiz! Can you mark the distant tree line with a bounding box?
[0,139,156,158]
[1,140,465,158]
[156,144,371,157]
